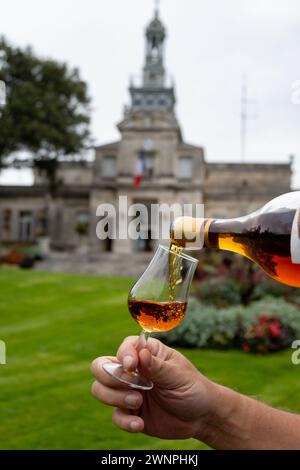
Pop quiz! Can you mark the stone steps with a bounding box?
[34,251,153,277]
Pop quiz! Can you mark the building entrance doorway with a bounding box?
[132,200,157,252]
[18,211,34,241]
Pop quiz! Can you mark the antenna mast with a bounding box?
[240,76,257,162]
[240,76,247,162]
[155,0,160,15]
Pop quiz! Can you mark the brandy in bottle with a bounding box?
[171,191,300,287]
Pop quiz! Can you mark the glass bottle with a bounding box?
[171,191,300,287]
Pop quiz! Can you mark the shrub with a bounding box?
[192,277,242,307]
[75,222,89,236]
[155,296,300,353]
[24,246,44,261]
[241,297,300,337]
[241,314,294,354]
[250,279,298,303]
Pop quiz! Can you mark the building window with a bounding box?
[178,156,193,179]
[37,209,48,237]
[3,209,11,238]
[146,94,154,106]
[18,210,34,241]
[53,208,63,241]
[75,211,89,237]
[144,154,155,178]
[102,155,117,178]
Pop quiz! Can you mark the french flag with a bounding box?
[133,149,145,188]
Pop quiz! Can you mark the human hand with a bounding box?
[91,336,218,440]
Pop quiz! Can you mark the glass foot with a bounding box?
[102,362,153,391]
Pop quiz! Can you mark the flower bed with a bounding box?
[241,313,294,354]
[0,243,44,269]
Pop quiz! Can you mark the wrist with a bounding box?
[194,381,254,449]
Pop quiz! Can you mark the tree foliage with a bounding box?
[0,37,91,188]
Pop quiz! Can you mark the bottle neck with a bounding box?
[172,215,248,248]
[205,217,247,249]
[203,218,215,248]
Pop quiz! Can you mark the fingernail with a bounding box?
[124,394,139,408]
[123,355,133,370]
[130,421,140,432]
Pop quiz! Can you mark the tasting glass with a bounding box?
[102,244,198,390]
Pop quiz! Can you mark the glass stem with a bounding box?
[137,329,150,352]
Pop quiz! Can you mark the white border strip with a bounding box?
[291,209,300,264]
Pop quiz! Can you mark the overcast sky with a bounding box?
[1,0,300,187]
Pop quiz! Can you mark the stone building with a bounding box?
[204,162,291,218]
[0,9,292,257]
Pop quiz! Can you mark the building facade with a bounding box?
[0,9,292,254]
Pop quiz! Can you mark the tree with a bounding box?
[0,37,91,190]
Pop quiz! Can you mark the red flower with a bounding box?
[242,343,250,353]
[258,313,270,324]
[268,322,281,338]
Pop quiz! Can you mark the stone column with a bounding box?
[89,189,115,255]
[113,193,132,254]
[88,197,104,254]
[11,207,19,241]
[0,208,3,240]
[48,197,64,249]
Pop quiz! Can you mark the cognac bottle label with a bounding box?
[291,209,300,264]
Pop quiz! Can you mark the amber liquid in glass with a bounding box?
[128,299,187,332]
[129,242,188,333]
[168,241,185,300]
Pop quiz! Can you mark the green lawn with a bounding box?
[0,268,299,450]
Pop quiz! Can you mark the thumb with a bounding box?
[138,348,178,388]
